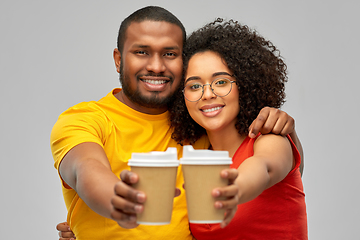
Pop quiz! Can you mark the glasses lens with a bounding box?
[212,78,232,97]
[184,82,203,101]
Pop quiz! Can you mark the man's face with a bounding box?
[116,20,183,113]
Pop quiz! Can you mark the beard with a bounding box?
[119,61,176,109]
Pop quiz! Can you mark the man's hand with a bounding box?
[249,107,304,176]
[212,169,239,228]
[249,107,294,138]
[56,222,75,240]
[110,170,146,229]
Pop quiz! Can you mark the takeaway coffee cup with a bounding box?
[128,147,179,225]
[180,145,233,223]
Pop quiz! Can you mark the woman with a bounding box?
[169,19,307,239]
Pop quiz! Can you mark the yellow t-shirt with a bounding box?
[51,89,208,240]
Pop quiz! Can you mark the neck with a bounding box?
[207,127,246,158]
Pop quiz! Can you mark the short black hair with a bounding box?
[117,6,186,54]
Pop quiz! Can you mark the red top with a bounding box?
[190,135,308,240]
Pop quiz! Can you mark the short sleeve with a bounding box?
[50,103,109,179]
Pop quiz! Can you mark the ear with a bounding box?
[113,48,121,73]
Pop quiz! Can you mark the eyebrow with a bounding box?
[185,72,233,84]
[133,44,180,50]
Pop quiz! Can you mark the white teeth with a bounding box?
[143,79,167,85]
[202,106,222,113]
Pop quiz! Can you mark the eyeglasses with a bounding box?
[182,77,236,102]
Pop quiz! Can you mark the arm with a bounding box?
[235,134,293,204]
[248,107,304,176]
[59,142,119,219]
[59,142,145,229]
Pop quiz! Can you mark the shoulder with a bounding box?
[253,134,292,157]
[51,100,111,142]
[59,89,119,119]
[254,134,290,147]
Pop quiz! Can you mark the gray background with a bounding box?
[1,0,358,239]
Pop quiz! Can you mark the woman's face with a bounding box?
[184,51,239,133]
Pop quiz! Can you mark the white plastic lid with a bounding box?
[180,145,232,165]
[128,147,179,167]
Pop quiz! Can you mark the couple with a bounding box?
[53,6,306,240]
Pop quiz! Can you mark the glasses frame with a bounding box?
[182,77,237,102]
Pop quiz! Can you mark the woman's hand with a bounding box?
[212,168,239,228]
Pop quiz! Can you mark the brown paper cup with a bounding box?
[128,148,179,225]
[180,145,233,224]
[131,166,178,225]
[182,164,229,223]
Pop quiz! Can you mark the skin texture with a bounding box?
[184,53,240,133]
[185,51,243,157]
[113,21,183,114]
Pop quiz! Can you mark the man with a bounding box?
[53,6,303,240]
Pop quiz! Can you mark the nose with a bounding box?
[201,84,216,100]
[146,54,166,73]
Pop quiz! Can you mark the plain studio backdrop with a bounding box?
[1,0,358,239]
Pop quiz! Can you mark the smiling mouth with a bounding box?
[141,79,168,85]
[201,106,223,113]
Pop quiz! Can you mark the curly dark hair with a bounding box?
[169,18,288,145]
